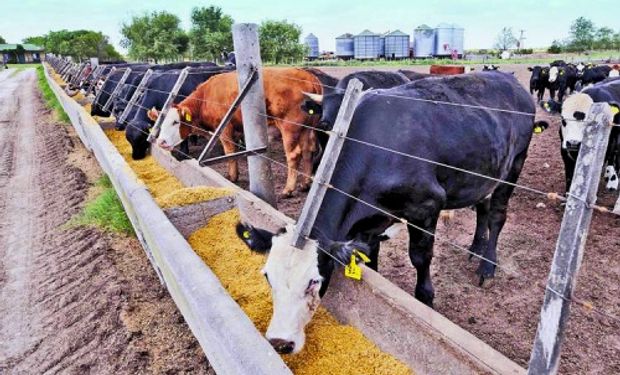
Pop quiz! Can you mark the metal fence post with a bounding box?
[232,23,277,207]
[290,79,364,248]
[119,69,153,126]
[527,103,613,374]
[147,67,190,143]
[102,68,131,112]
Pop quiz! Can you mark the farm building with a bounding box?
[413,24,435,58]
[335,33,354,59]
[434,23,464,57]
[384,30,410,59]
[354,29,381,59]
[304,33,319,59]
[1,43,45,64]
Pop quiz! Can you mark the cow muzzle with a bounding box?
[157,139,174,151]
[565,141,581,152]
[268,338,295,354]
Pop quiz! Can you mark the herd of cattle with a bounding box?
[47,56,619,355]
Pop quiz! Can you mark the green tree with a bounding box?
[568,17,596,52]
[547,40,564,54]
[613,32,620,51]
[23,35,46,47]
[594,26,614,49]
[189,6,234,60]
[259,20,305,64]
[24,30,121,61]
[0,35,6,44]
[121,11,188,63]
[493,27,518,51]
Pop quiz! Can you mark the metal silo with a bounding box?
[379,34,386,58]
[385,30,410,59]
[335,33,354,59]
[354,30,380,59]
[434,23,464,57]
[304,33,319,59]
[414,25,435,58]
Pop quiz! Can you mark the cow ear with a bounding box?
[528,67,533,71]
[235,222,279,253]
[609,103,620,123]
[533,121,549,134]
[328,240,371,265]
[302,91,323,104]
[179,107,193,123]
[147,107,159,122]
[541,100,561,113]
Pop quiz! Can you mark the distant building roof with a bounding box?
[0,43,45,52]
[386,30,408,37]
[355,29,378,37]
[336,33,354,39]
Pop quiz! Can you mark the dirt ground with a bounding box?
[0,69,213,374]
[182,64,619,373]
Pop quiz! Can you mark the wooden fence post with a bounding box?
[527,103,613,374]
[290,79,364,248]
[232,23,277,207]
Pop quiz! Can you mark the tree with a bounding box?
[189,6,234,61]
[493,27,518,51]
[0,35,6,44]
[121,11,188,63]
[23,30,121,61]
[548,40,563,54]
[613,32,620,51]
[23,36,46,47]
[568,17,595,52]
[259,20,305,64]
[594,26,614,49]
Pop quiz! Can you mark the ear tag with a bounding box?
[610,105,619,115]
[308,109,314,115]
[534,126,542,134]
[345,255,362,280]
[353,249,371,263]
[560,71,564,75]
[185,112,192,122]
[242,230,251,239]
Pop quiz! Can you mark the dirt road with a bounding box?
[0,69,212,374]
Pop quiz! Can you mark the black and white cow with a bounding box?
[90,64,150,117]
[122,65,231,160]
[528,66,552,101]
[548,63,578,102]
[483,64,500,71]
[542,78,620,192]
[581,64,613,87]
[237,71,544,354]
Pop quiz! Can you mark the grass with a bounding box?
[6,63,42,70]
[35,65,71,123]
[69,175,134,235]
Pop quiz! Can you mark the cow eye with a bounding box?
[561,119,567,127]
[264,273,271,287]
[305,279,320,294]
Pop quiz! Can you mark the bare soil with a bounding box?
[183,64,619,373]
[0,70,213,374]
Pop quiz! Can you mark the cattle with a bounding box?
[609,64,620,78]
[483,64,500,71]
[548,64,578,102]
[580,64,612,87]
[236,71,543,354]
[397,69,433,81]
[528,66,552,101]
[542,78,620,192]
[155,68,329,197]
[429,65,474,75]
[122,66,231,160]
[90,64,150,117]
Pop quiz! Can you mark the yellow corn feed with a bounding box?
[96,88,412,375]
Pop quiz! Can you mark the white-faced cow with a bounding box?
[237,71,546,354]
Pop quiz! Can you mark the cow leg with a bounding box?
[469,197,491,260]
[219,127,239,182]
[280,128,303,198]
[561,148,576,193]
[298,128,316,192]
[407,214,440,307]
[477,151,527,284]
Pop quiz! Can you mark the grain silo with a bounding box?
[304,33,319,59]
[354,30,380,59]
[335,33,354,59]
[384,30,410,59]
[434,23,465,57]
[379,34,386,58]
[413,24,435,58]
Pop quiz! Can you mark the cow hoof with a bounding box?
[476,262,496,286]
[414,288,434,308]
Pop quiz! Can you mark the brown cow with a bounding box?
[429,65,474,75]
[155,68,326,197]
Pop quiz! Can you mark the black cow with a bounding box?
[548,64,578,102]
[123,66,232,160]
[90,64,150,117]
[581,65,613,87]
[528,66,552,101]
[236,71,543,354]
[542,78,620,192]
[483,64,500,71]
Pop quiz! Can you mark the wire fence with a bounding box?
[86,64,620,326]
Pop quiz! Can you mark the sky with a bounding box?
[1,0,617,53]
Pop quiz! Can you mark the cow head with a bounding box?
[549,66,560,83]
[235,222,368,354]
[302,91,344,130]
[125,120,151,160]
[156,106,193,151]
[483,64,499,71]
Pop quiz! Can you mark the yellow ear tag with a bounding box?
[345,255,362,280]
[185,112,192,122]
[353,249,371,263]
[543,102,550,109]
[534,126,542,134]
[610,105,619,115]
[308,109,314,115]
[242,230,251,239]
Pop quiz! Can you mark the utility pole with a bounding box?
[518,29,526,52]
